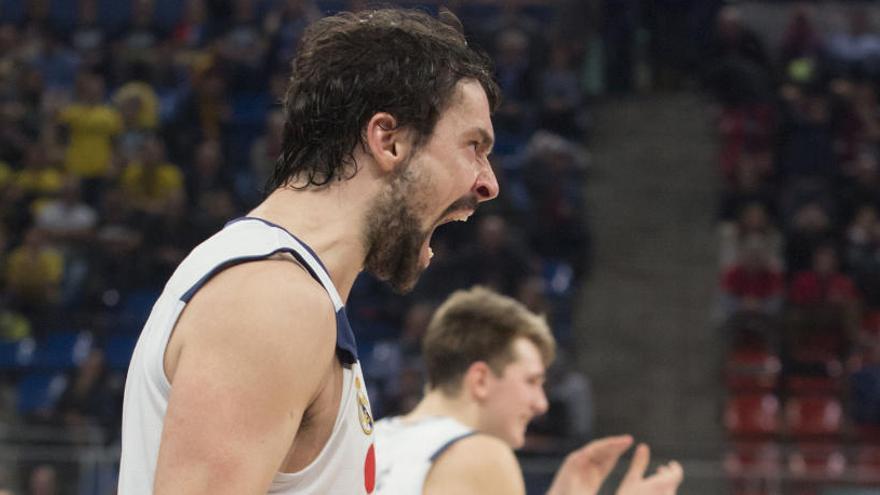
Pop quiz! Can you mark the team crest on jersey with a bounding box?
[355,376,373,435]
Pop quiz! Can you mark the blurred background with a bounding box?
[0,0,879,493]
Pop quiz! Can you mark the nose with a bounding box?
[534,388,549,416]
[473,160,499,202]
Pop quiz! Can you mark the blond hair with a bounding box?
[422,286,556,395]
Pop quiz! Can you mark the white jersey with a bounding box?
[373,416,475,494]
[118,217,376,494]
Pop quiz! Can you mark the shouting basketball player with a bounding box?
[374,287,684,495]
[118,8,499,494]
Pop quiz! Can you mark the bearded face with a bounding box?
[362,162,430,294]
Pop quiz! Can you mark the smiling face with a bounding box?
[480,338,549,449]
[363,79,498,293]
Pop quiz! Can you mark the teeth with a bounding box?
[429,247,434,258]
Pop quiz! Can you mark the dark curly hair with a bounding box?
[267,8,500,191]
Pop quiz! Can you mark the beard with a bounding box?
[362,163,429,294]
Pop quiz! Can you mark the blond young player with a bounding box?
[375,287,684,495]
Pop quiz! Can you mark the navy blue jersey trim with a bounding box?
[180,247,319,302]
[335,308,356,365]
[429,432,477,462]
[224,217,330,274]
[179,247,358,364]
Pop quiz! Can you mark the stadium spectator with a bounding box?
[70,0,108,74]
[718,154,777,222]
[0,302,32,342]
[55,72,121,202]
[5,227,63,319]
[838,149,880,224]
[249,110,284,189]
[789,244,859,308]
[783,201,835,275]
[27,464,58,495]
[34,176,97,246]
[165,63,230,164]
[851,344,880,425]
[778,5,824,71]
[829,78,880,175]
[263,0,321,70]
[185,138,233,209]
[703,6,773,106]
[172,0,212,50]
[777,85,835,179]
[826,6,880,78]
[112,0,164,83]
[119,135,184,215]
[492,27,537,136]
[89,187,144,294]
[112,80,159,161]
[521,132,590,277]
[786,244,859,360]
[720,235,784,318]
[54,349,122,431]
[847,205,880,308]
[450,214,535,297]
[718,201,783,269]
[539,42,584,139]
[14,143,63,199]
[31,32,80,92]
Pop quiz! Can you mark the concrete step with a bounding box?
[574,92,723,454]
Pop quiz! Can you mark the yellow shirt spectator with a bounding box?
[6,236,64,307]
[16,167,64,197]
[121,160,185,207]
[0,161,12,188]
[113,81,160,130]
[59,104,122,178]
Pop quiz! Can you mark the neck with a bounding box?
[247,177,380,302]
[404,388,481,430]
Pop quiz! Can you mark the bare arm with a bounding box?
[153,261,337,494]
[423,434,525,495]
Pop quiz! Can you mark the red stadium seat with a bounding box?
[784,354,843,395]
[784,375,841,395]
[853,445,880,484]
[862,310,880,340]
[725,348,781,392]
[725,393,782,437]
[787,443,846,480]
[784,396,843,439]
[854,424,880,443]
[724,441,782,476]
[724,441,781,495]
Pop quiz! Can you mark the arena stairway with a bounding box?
[574,92,724,493]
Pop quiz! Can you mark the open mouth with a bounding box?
[419,208,475,268]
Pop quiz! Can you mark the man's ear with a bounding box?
[364,112,414,174]
[463,361,494,401]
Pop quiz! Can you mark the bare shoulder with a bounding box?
[168,257,338,386]
[423,434,525,495]
[154,258,339,492]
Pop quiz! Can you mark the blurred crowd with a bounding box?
[0,0,608,491]
[708,4,880,492]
